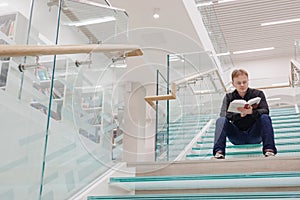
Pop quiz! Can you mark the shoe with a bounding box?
[264,151,275,157]
[212,151,225,159]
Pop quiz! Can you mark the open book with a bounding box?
[227,97,261,113]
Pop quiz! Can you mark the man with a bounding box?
[213,69,277,159]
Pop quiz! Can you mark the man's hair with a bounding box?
[231,69,248,81]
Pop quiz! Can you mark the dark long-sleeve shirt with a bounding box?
[220,88,269,131]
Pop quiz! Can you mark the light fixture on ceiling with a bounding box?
[153,8,160,19]
[64,16,116,27]
[0,2,8,7]
[233,47,275,55]
[110,57,127,68]
[261,18,300,26]
[271,82,289,87]
[196,1,213,7]
[266,97,281,101]
[218,0,238,3]
[196,0,238,7]
[216,52,230,56]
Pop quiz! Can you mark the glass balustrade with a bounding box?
[295,40,300,62]
[154,70,170,161]
[0,0,129,199]
[153,51,226,161]
[2,1,300,200]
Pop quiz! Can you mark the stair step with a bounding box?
[88,191,300,199]
[193,141,300,151]
[109,171,300,191]
[186,148,300,159]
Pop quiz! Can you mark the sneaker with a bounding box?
[212,151,225,159]
[265,151,275,157]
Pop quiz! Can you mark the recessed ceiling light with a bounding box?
[153,13,159,19]
[261,18,300,26]
[233,47,274,54]
[153,8,160,19]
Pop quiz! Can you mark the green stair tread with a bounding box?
[186,148,300,157]
[110,171,300,183]
[88,191,300,200]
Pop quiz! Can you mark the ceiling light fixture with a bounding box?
[261,18,300,26]
[196,2,213,7]
[197,0,238,7]
[216,52,230,56]
[233,47,274,55]
[0,2,8,7]
[153,8,160,19]
[64,16,116,27]
[271,82,289,87]
[218,0,238,3]
[266,97,281,101]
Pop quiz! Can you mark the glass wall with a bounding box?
[0,0,129,199]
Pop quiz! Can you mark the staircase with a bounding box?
[87,106,300,199]
[186,107,300,159]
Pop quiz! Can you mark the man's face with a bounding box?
[232,74,249,94]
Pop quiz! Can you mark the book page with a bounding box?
[227,99,247,113]
[227,97,261,113]
[247,97,261,105]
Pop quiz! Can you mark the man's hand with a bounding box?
[237,105,253,117]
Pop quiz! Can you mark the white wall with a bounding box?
[234,56,298,107]
[235,56,291,83]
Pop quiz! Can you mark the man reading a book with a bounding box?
[213,69,277,159]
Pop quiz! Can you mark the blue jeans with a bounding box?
[213,114,277,156]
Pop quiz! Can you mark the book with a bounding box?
[227,97,261,113]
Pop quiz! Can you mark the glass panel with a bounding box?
[0,54,48,200]
[0,2,51,199]
[295,40,300,62]
[155,70,169,161]
[165,51,225,161]
[38,1,129,199]
[1,1,129,200]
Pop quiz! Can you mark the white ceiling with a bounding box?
[211,0,300,63]
[109,0,300,65]
[107,0,203,53]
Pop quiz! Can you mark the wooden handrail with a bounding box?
[144,82,176,109]
[0,44,143,57]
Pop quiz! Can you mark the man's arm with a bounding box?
[251,90,269,118]
[220,94,242,121]
[237,90,269,119]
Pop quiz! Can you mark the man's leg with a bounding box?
[248,114,277,155]
[213,117,241,156]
